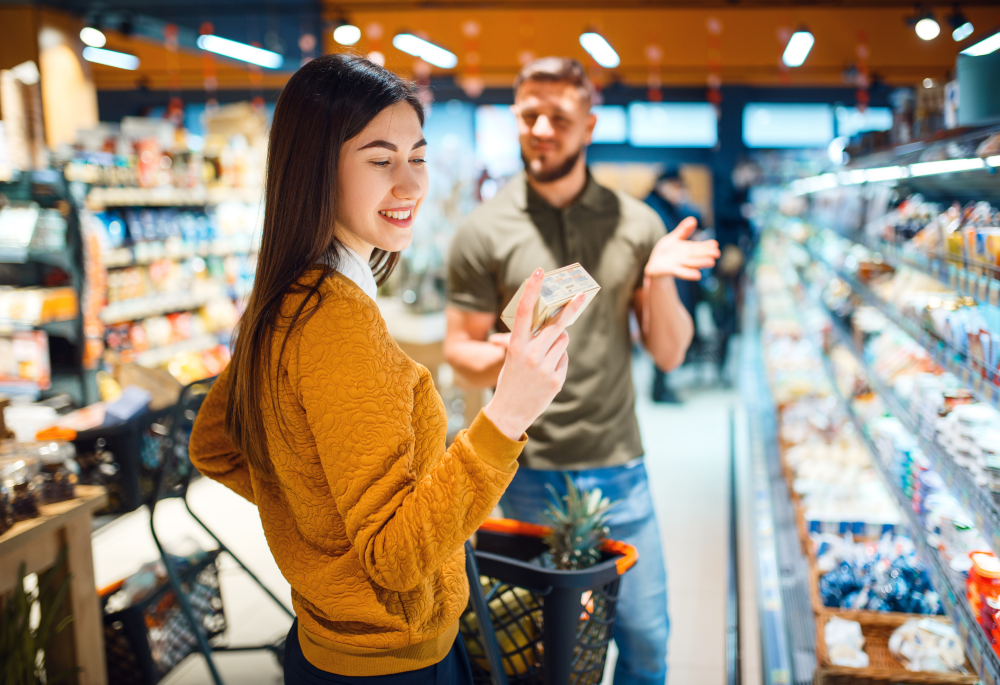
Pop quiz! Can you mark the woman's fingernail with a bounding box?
[534,268,544,277]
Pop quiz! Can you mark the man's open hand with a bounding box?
[645,217,721,281]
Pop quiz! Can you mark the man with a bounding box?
[445,57,719,685]
[643,169,703,404]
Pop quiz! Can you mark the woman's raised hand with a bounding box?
[483,268,586,441]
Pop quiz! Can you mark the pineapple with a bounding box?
[542,475,619,571]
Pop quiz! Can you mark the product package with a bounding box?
[500,263,601,334]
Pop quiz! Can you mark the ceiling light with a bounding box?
[392,33,457,69]
[923,78,935,88]
[82,47,139,70]
[915,16,941,40]
[79,27,106,48]
[782,29,815,67]
[579,32,620,68]
[961,31,1000,56]
[196,34,283,69]
[952,22,975,41]
[334,24,361,46]
[909,158,985,176]
[948,8,975,41]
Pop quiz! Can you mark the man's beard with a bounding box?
[522,146,582,183]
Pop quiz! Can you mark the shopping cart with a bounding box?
[462,518,638,685]
[143,376,295,684]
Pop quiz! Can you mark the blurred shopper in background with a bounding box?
[444,57,719,685]
[643,170,703,404]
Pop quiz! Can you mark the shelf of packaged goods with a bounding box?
[99,289,226,326]
[132,333,220,369]
[86,186,262,209]
[798,262,1000,559]
[804,241,1000,410]
[101,244,257,269]
[793,264,1000,683]
[819,346,1000,683]
[862,237,1000,307]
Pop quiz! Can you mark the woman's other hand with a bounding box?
[483,268,586,440]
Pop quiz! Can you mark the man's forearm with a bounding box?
[642,275,694,371]
[443,339,506,388]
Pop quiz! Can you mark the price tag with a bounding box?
[980,276,990,302]
[950,265,959,289]
[960,269,969,293]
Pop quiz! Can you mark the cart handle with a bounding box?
[479,518,639,576]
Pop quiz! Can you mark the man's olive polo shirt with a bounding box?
[447,171,666,470]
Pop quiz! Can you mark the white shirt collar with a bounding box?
[330,245,378,302]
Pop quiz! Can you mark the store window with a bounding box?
[627,102,718,148]
[474,105,522,178]
[834,106,893,138]
[591,105,628,144]
[743,103,835,148]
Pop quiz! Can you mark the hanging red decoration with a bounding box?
[855,31,870,112]
[461,19,483,98]
[365,22,385,67]
[646,42,663,102]
[706,18,723,109]
[200,22,218,111]
[777,25,792,86]
[518,13,535,67]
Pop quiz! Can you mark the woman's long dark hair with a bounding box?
[226,54,424,479]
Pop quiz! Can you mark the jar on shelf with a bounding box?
[0,453,42,522]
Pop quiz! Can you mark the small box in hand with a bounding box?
[500,263,601,335]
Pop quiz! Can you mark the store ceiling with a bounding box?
[56,0,1000,91]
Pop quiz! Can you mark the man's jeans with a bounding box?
[499,460,669,685]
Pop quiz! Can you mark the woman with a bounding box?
[189,54,583,683]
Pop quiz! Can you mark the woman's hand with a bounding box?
[483,268,586,440]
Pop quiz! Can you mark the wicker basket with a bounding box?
[814,613,978,685]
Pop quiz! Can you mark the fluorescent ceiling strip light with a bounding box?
[579,32,621,68]
[988,156,1000,167]
[909,158,986,176]
[392,33,457,69]
[82,47,139,70]
[961,31,1000,56]
[866,166,909,182]
[782,30,815,67]
[197,34,283,69]
[952,22,975,42]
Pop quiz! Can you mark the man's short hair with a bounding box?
[513,57,595,106]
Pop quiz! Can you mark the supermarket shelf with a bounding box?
[796,265,1000,683]
[805,241,1000,409]
[133,333,220,368]
[798,265,1000,559]
[99,290,223,325]
[86,186,262,209]
[0,319,78,340]
[101,243,257,269]
[843,232,1000,306]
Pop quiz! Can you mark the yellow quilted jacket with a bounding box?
[189,270,525,676]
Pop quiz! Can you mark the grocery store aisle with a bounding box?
[611,354,737,685]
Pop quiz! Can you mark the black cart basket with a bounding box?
[460,518,638,685]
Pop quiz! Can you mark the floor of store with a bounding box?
[91,352,738,685]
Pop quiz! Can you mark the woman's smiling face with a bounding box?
[335,101,428,260]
